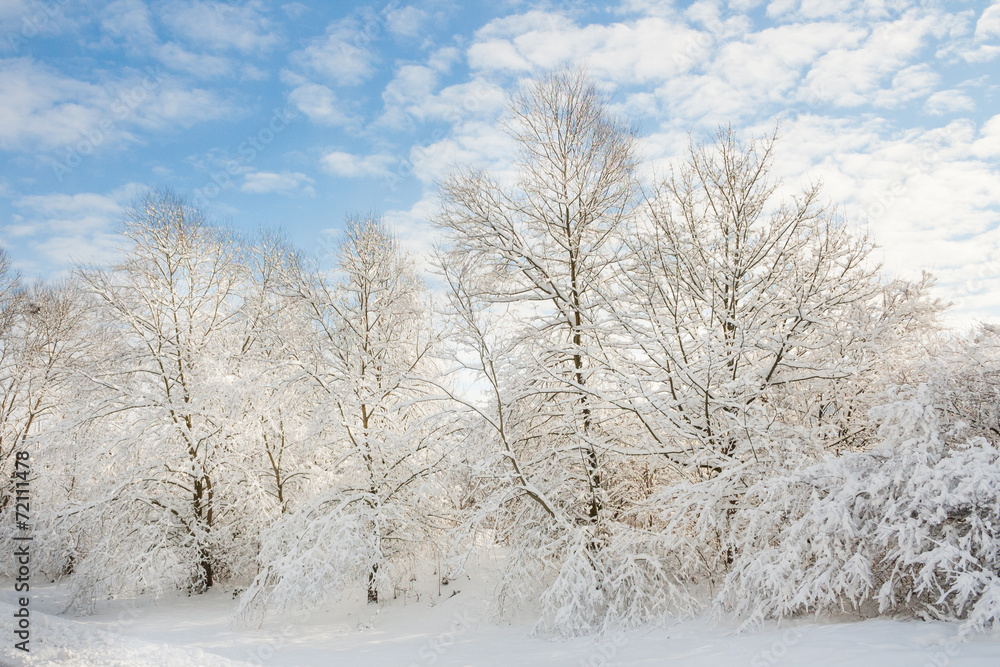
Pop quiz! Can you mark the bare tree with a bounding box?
[438,67,638,531]
[77,189,247,596]
[613,127,940,478]
[0,248,24,489]
[0,266,88,513]
[236,215,447,623]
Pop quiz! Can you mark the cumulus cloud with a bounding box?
[290,15,378,87]
[971,114,1000,159]
[161,0,280,54]
[241,170,314,194]
[467,12,713,82]
[5,185,141,273]
[800,10,954,107]
[386,5,427,38]
[975,2,1000,41]
[287,83,356,126]
[924,89,976,115]
[320,151,394,178]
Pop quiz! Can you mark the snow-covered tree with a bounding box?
[719,327,1000,633]
[0,267,94,580]
[0,248,25,496]
[436,74,943,633]
[601,127,944,615]
[436,68,664,634]
[236,215,447,624]
[612,126,939,476]
[67,189,253,605]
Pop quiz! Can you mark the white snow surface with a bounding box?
[2,574,1000,667]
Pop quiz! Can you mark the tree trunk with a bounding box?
[367,562,379,604]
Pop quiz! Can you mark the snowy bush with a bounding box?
[720,379,1000,633]
[233,493,379,627]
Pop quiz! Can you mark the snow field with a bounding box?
[3,577,1000,666]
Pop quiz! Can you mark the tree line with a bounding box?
[2,69,998,635]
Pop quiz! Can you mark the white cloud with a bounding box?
[975,2,1000,41]
[282,3,309,20]
[151,41,234,78]
[468,13,714,82]
[427,46,460,73]
[6,185,141,271]
[801,11,953,107]
[287,83,355,126]
[377,64,439,128]
[101,0,236,78]
[924,89,976,115]
[386,6,427,38]
[383,65,437,108]
[972,114,1000,159]
[770,115,1000,325]
[14,191,122,222]
[100,0,158,51]
[872,63,939,107]
[320,151,393,178]
[383,197,446,276]
[290,16,377,86]
[767,0,918,22]
[652,21,864,126]
[953,1,1000,62]
[241,170,314,194]
[136,84,237,128]
[0,58,236,156]
[162,0,280,54]
[0,0,75,51]
[413,79,507,124]
[0,58,110,152]
[408,119,515,186]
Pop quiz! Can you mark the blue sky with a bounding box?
[1,0,998,324]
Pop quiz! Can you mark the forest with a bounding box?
[2,70,998,638]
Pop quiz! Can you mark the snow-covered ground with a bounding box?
[3,576,1000,667]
